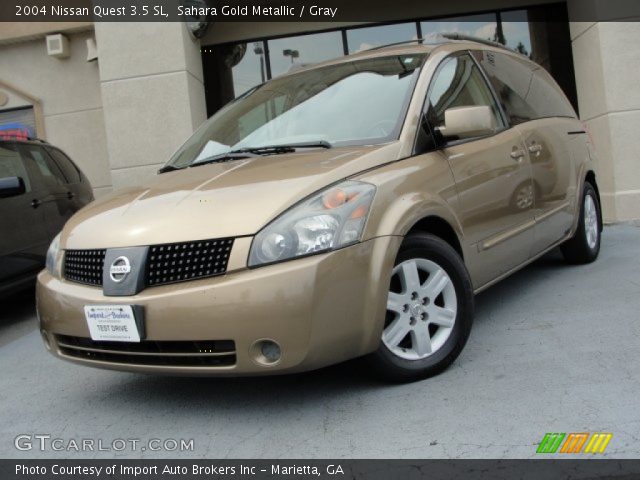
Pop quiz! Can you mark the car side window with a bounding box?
[472,50,575,124]
[47,147,81,184]
[416,54,503,150]
[18,144,67,188]
[527,69,577,119]
[0,144,31,193]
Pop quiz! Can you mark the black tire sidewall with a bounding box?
[373,233,474,380]
[575,182,601,260]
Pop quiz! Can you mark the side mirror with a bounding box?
[436,105,496,140]
[0,176,26,198]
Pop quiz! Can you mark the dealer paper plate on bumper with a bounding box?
[84,305,141,342]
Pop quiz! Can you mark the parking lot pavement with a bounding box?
[1,224,639,459]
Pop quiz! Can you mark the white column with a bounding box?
[568,6,640,221]
[94,22,206,189]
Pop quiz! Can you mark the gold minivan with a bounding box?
[37,38,602,381]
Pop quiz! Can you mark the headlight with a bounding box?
[45,233,62,277]
[249,181,376,267]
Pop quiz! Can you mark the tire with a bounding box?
[368,233,474,382]
[561,181,601,264]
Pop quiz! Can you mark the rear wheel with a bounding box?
[369,233,474,382]
[561,181,601,264]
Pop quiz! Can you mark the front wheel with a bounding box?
[368,233,474,382]
[561,181,601,264]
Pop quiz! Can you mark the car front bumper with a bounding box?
[36,236,400,375]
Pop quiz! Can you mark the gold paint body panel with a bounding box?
[36,42,596,374]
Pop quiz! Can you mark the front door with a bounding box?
[0,142,48,284]
[17,143,76,238]
[423,53,534,288]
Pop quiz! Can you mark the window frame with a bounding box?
[45,146,82,184]
[413,50,510,155]
[0,141,33,194]
[472,49,577,125]
[16,143,68,190]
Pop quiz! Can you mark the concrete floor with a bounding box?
[1,224,639,459]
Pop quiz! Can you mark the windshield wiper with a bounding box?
[233,141,332,155]
[157,165,183,174]
[167,141,333,171]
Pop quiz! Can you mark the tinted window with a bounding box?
[18,144,66,187]
[527,69,576,119]
[47,148,81,183]
[423,54,503,139]
[473,50,575,124]
[0,144,31,193]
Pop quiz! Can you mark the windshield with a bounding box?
[167,54,426,168]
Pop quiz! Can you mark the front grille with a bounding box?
[146,238,234,287]
[62,237,234,289]
[63,249,106,286]
[56,335,236,367]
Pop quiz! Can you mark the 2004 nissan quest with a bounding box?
[37,37,602,381]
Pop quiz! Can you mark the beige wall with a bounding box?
[0,21,92,45]
[0,30,112,198]
[94,22,206,190]
[569,17,640,222]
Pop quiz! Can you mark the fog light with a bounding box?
[250,339,282,366]
[261,341,281,362]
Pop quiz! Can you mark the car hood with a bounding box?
[63,143,400,249]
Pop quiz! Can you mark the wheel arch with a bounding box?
[406,215,465,261]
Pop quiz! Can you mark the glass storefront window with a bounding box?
[268,31,344,78]
[346,23,418,53]
[500,10,532,56]
[232,42,268,97]
[421,14,497,43]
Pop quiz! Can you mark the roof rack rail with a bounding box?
[440,33,512,51]
[364,33,516,53]
[366,38,432,51]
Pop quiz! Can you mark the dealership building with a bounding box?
[0,0,638,221]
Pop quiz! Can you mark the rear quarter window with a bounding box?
[473,50,575,125]
[527,68,576,119]
[47,147,81,184]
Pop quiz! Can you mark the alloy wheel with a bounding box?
[383,258,457,360]
[584,194,599,249]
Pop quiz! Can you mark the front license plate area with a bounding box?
[84,305,141,342]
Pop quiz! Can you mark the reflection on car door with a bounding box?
[473,50,579,254]
[424,53,535,288]
[515,68,579,252]
[516,117,577,252]
[0,143,49,284]
[17,143,76,238]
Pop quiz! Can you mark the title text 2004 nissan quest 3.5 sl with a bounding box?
[37,37,602,381]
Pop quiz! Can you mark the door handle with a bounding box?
[510,148,525,160]
[31,199,41,209]
[66,191,75,199]
[528,143,543,156]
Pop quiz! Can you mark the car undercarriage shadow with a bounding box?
[93,248,572,408]
[0,288,37,347]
